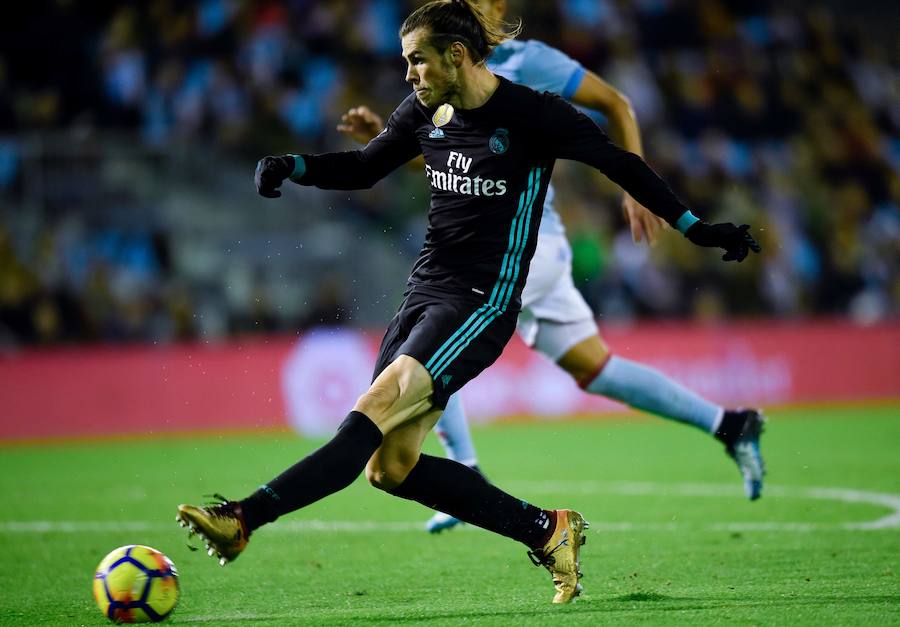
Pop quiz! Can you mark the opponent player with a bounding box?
[337,0,767,536]
[176,0,760,603]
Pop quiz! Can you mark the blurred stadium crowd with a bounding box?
[1,0,897,346]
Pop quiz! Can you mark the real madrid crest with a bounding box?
[489,128,510,154]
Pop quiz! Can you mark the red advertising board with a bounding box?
[0,320,897,440]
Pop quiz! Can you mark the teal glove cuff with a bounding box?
[288,154,306,182]
[676,210,700,235]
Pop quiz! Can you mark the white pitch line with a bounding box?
[2,482,897,534]
[506,480,900,531]
[801,487,900,530]
[275,519,423,532]
[1,521,159,533]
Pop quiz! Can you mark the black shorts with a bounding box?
[372,286,518,409]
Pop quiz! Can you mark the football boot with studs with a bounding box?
[176,494,248,566]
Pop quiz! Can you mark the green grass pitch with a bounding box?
[1,404,898,625]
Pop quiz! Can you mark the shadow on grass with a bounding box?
[340,593,900,624]
[612,591,676,602]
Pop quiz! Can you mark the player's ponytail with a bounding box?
[400,0,522,65]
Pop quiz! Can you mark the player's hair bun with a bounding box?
[400,0,522,64]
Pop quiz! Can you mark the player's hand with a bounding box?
[337,106,384,145]
[254,155,295,199]
[685,222,762,262]
[622,194,669,246]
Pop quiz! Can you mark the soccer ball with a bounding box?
[93,545,179,623]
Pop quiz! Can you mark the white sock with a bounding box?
[434,393,478,466]
[586,356,724,434]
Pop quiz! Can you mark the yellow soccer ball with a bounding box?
[93,545,179,623]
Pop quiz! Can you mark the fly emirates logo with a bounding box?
[424,151,507,197]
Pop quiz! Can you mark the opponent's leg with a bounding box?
[175,355,434,564]
[427,393,480,532]
[434,393,479,467]
[711,408,766,500]
[561,334,724,434]
[522,232,730,434]
[554,333,765,499]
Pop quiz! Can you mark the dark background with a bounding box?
[0,0,897,346]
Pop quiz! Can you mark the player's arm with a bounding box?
[570,71,668,246]
[541,94,760,262]
[255,102,420,197]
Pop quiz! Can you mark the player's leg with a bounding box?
[174,297,427,560]
[365,404,443,490]
[240,354,435,522]
[365,402,587,603]
[365,404,548,543]
[175,353,434,563]
[426,393,480,532]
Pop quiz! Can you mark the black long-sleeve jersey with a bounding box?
[295,76,690,313]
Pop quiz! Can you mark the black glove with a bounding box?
[685,222,761,262]
[254,155,295,198]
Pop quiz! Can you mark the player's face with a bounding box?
[402,28,460,108]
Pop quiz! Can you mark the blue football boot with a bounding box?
[716,409,767,500]
[425,511,464,533]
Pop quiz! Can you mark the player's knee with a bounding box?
[572,354,609,386]
[572,358,611,389]
[365,455,416,491]
[364,463,389,490]
[365,466,401,491]
[558,337,611,387]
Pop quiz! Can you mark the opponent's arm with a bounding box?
[334,106,431,175]
[570,72,668,245]
[255,103,420,196]
[337,106,384,144]
[571,72,643,163]
[542,94,760,262]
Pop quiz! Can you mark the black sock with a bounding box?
[390,454,554,548]
[715,410,748,446]
[241,411,383,532]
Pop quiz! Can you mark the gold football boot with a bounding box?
[527,509,589,603]
[176,494,249,566]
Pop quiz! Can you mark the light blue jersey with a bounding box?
[487,40,587,236]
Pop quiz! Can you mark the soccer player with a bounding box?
[337,0,767,536]
[177,0,760,603]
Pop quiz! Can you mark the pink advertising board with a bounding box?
[1,320,897,440]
